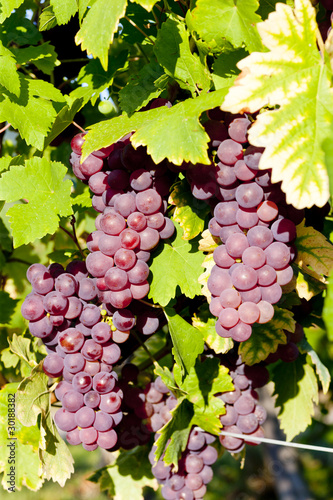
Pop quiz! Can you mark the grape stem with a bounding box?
[59,216,85,258]
[138,298,163,309]
[0,122,10,134]
[72,121,86,133]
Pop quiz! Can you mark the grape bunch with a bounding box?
[21,261,131,451]
[201,112,304,342]
[218,354,269,453]
[150,428,218,500]
[69,131,175,322]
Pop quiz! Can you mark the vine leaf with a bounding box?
[0,383,43,492]
[0,0,25,23]
[75,0,128,70]
[154,398,194,468]
[0,291,18,325]
[192,314,233,355]
[0,40,20,96]
[0,75,66,150]
[295,221,333,277]
[0,157,73,248]
[169,180,210,240]
[198,253,215,302]
[119,62,168,116]
[49,0,78,25]
[299,338,331,394]
[222,0,333,209]
[182,359,233,435]
[149,222,205,306]
[198,229,219,252]
[164,307,204,379]
[187,0,263,53]
[239,307,295,365]
[154,16,212,97]
[71,51,128,106]
[323,268,333,341]
[82,88,231,165]
[271,356,318,441]
[12,42,59,76]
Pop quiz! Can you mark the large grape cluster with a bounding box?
[70,130,175,315]
[218,354,269,453]
[21,261,129,451]
[198,112,304,342]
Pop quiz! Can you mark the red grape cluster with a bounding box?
[150,428,217,500]
[200,112,304,342]
[21,261,131,451]
[70,132,175,327]
[218,354,269,453]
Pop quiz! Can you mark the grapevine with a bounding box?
[1,0,333,499]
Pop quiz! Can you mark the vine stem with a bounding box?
[138,343,172,371]
[316,27,325,60]
[138,298,163,309]
[0,123,11,134]
[130,329,158,367]
[59,216,85,258]
[72,121,86,133]
[124,16,155,45]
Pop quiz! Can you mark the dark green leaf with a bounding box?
[0,291,18,324]
[13,42,59,76]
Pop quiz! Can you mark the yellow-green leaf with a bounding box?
[222,0,333,209]
[239,307,295,365]
[192,315,233,354]
[198,253,215,302]
[295,221,333,277]
[198,229,219,252]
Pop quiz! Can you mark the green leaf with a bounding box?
[48,248,82,263]
[75,0,128,70]
[164,307,204,378]
[323,122,333,198]
[16,364,49,427]
[13,42,59,76]
[154,365,187,399]
[0,76,66,150]
[149,222,205,306]
[0,40,20,97]
[71,186,93,213]
[8,333,38,368]
[222,0,333,209]
[0,157,73,247]
[39,5,58,31]
[39,411,74,487]
[187,0,263,53]
[295,221,333,278]
[154,398,194,467]
[0,291,18,324]
[71,51,128,105]
[323,269,333,341]
[130,0,159,10]
[50,0,78,25]
[181,359,233,434]
[212,49,247,90]
[0,383,43,492]
[88,466,115,495]
[44,97,83,149]
[0,12,42,45]
[298,337,331,394]
[192,315,234,354]
[119,61,166,115]
[169,179,210,240]
[82,87,231,165]
[107,446,157,499]
[154,17,212,96]
[239,307,295,365]
[0,0,25,23]
[272,356,319,441]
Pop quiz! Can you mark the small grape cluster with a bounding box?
[200,112,304,342]
[21,262,131,451]
[150,428,218,500]
[218,354,269,453]
[70,132,175,317]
